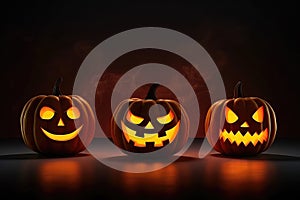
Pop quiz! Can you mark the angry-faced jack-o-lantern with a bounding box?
[205,81,277,156]
[111,84,189,155]
[20,78,95,156]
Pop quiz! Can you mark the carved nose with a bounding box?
[57,118,65,126]
[145,121,154,129]
[241,121,249,128]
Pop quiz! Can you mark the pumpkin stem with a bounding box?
[233,81,243,98]
[145,83,159,100]
[52,77,63,96]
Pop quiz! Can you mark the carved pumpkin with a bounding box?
[20,78,95,156]
[111,84,189,155]
[205,81,277,156]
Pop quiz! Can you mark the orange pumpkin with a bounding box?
[111,84,189,156]
[20,78,95,156]
[205,81,277,156]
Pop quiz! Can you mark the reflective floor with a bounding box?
[0,138,299,199]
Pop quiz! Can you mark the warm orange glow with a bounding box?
[145,121,154,129]
[252,106,264,123]
[157,110,174,124]
[240,121,249,127]
[203,156,277,198]
[225,107,238,123]
[57,118,65,126]
[219,160,275,195]
[67,106,81,119]
[121,164,179,194]
[219,128,268,146]
[37,160,81,192]
[121,121,180,147]
[40,106,55,120]
[41,125,83,141]
[126,110,144,124]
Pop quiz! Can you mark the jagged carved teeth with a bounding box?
[219,129,268,146]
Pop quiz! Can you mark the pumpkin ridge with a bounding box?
[205,81,277,156]
[20,78,95,156]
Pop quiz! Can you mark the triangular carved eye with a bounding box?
[225,106,238,123]
[126,110,144,124]
[252,106,264,123]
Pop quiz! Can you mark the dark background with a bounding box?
[1,1,299,139]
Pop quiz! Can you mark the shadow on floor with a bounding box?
[210,153,300,161]
[0,152,90,160]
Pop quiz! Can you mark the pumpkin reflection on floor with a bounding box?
[19,156,96,196]
[203,155,278,198]
[120,164,180,195]
[37,160,82,193]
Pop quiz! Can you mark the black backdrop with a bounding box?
[1,1,299,139]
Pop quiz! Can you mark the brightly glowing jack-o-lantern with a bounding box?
[205,81,277,156]
[111,84,189,155]
[20,78,95,156]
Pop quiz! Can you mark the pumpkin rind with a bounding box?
[20,78,95,156]
[111,84,189,156]
[205,82,277,156]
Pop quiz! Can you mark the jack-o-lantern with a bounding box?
[111,84,189,155]
[205,81,277,156]
[20,78,95,156]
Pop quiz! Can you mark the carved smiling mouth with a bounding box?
[121,121,180,147]
[41,125,83,141]
[219,128,268,146]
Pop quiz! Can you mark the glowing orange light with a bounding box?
[252,106,264,122]
[121,121,180,147]
[126,110,144,124]
[219,128,268,146]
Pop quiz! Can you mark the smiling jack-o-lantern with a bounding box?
[111,84,189,155]
[205,81,277,156]
[20,78,95,156]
